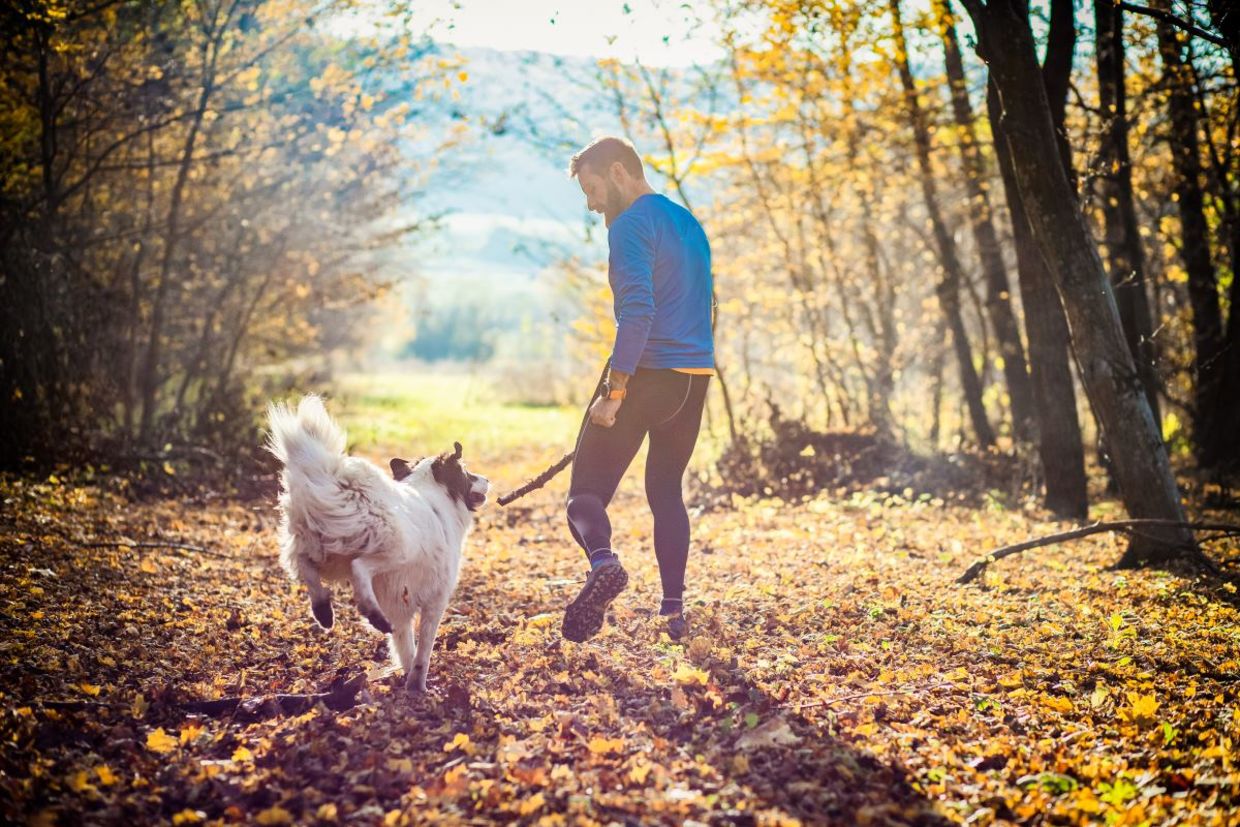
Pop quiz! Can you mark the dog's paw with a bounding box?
[311,598,334,629]
[405,680,428,697]
[364,609,393,635]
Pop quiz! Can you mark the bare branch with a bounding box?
[957,520,1240,583]
[1119,2,1228,48]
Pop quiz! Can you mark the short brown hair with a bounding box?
[569,136,644,179]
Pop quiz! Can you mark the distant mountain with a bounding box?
[408,46,621,298]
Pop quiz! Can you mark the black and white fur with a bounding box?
[265,395,488,693]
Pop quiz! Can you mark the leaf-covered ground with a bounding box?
[2,446,1239,826]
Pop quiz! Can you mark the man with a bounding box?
[560,136,714,644]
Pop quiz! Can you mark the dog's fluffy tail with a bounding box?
[266,394,346,477]
[266,395,357,576]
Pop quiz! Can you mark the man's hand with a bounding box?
[590,396,623,428]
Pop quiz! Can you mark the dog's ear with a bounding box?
[390,458,414,481]
[453,441,462,460]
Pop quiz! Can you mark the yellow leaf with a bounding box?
[443,732,470,752]
[68,770,96,792]
[316,803,338,821]
[171,810,204,825]
[95,765,118,786]
[162,461,176,476]
[139,558,158,574]
[255,806,293,825]
[386,757,413,773]
[672,663,709,686]
[998,672,1023,689]
[231,745,254,762]
[1119,692,1159,724]
[517,792,545,815]
[146,727,177,754]
[79,682,102,697]
[131,694,149,718]
[586,736,624,755]
[179,723,203,745]
[1039,693,1073,714]
[628,762,652,783]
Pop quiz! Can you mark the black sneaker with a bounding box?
[562,561,629,643]
[665,613,689,641]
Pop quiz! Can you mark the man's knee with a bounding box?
[566,492,604,525]
[644,477,685,507]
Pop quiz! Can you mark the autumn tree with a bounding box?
[984,0,1088,517]
[959,0,1199,565]
[0,0,458,467]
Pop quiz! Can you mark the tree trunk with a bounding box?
[988,78,1088,518]
[1154,0,1227,467]
[890,0,995,448]
[138,30,221,443]
[1094,0,1162,422]
[961,0,1195,565]
[935,0,1035,440]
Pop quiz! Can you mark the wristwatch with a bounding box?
[601,381,627,401]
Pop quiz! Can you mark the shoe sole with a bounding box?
[562,564,629,643]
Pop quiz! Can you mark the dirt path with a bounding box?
[1,461,1237,825]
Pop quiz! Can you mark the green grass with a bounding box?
[329,372,582,461]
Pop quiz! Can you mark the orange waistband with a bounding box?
[672,368,715,375]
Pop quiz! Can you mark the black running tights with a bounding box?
[565,367,709,601]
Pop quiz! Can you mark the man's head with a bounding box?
[569,136,648,227]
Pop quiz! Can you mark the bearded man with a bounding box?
[560,136,715,643]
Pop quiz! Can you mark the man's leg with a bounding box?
[562,369,689,642]
[566,410,647,567]
[645,374,709,638]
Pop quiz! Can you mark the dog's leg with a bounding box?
[297,557,334,630]
[348,558,393,634]
[390,622,415,674]
[406,603,446,694]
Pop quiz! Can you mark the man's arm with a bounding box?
[591,215,653,427]
[607,213,656,376]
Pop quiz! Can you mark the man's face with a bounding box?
[577,166,627,227]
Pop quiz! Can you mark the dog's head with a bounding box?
[430,441,489,511]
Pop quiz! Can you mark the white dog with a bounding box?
[265,395,489,693]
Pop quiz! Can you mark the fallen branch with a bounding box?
[37,675,369,719]
[497,451,574,506]
[182,673,368,720]
[957,519,1240,584]
[41,699,121,712]
[75,540,233,560]
[793,681,955,710]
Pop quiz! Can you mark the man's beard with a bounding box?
[602,180,626,227]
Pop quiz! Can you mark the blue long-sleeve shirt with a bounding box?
[607,194,714,375]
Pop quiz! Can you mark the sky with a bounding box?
[325,0,726,67]
[322,0,727,354]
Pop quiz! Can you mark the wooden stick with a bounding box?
[497,451,574,506]
[957,519,1240,584]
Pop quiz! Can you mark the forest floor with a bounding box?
[2,378,1239,825]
